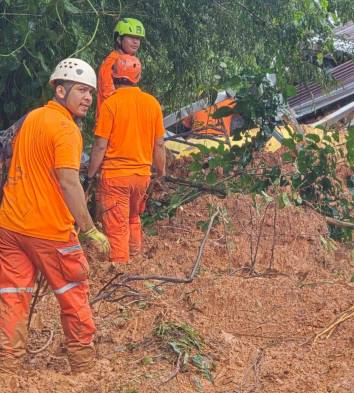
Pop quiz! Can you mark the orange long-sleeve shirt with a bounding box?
[96,50,121,121]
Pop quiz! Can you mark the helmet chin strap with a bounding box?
[54,82,80,125]
[117,36,129,54]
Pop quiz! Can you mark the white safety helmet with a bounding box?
[49,58,97,89]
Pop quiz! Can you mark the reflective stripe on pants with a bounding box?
[0,227,95,371]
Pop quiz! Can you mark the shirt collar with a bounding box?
[45,100,75,122]
[115,86,141,93]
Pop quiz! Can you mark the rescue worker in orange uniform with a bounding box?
[0,58,110,380]
[182,98,235,136]
[87,55,166,264]
[96,18,145,120]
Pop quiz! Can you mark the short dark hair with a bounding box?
[53,79,74,89]
[114,32,121,50]
[113,77,135,87]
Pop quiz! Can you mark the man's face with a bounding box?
[121,35,141,55]
[59,83,94,118]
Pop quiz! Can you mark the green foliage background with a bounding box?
[1,1,353,240]
[1,0,353,131]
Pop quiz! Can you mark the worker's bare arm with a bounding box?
[55,168,94,232]
[153,136,166,178]
[87,136,108,178]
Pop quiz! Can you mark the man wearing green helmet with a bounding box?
[96,18,145,120]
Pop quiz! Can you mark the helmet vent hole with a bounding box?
[76,69,84,75]
[64,73,67,77]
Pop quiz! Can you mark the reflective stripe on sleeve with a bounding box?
[0,287,34,294]
[53,281,82,295]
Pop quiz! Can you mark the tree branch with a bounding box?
[90,210,220,305]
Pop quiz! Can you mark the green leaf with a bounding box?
[346,127,354,166]
[209,157,221,169]
[332,131,340,143]
[277,192,291,209]
[285,84,297,97]
[196,220,209,232]
[297,150,311,174]
[189,162,203,171]
[212,106,234,119]
[169,342,182,355]
[282,152,293,162]
[320,0,329,11]
[317,52,324,66]
[217,143,225,154]
[306,134,321,144]
[196,144,210,154]
[282,138,297,151]
[206,172,217,185]
[192,354,214,381]
[141,356,154,365]
[63,0,81,13]
[261,191,273,203]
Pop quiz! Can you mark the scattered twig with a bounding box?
[164,127,226,141]
[268,204,277,270]
[27,274,45,330]
[164,175,226,196]
[238,348,264,393]
[161,353,182,384]
[325,216,354,229]
[27,329,54,354]
[313,304,354,344]
[303,200,354,229]
[249,202,271,275]
[221,209,235,275]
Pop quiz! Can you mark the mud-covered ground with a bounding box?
[5,194,354,393]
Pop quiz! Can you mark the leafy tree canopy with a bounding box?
[0,0,353,129]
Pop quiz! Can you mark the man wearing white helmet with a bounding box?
[0,58,109,378]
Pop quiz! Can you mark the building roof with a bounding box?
[333,21,354,54]
[288,60,354,118]
[334,21,354,42]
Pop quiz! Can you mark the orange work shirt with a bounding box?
[96,50,121,121]
[0,100,82,242]
[183,98,235,136]
[95,87,165,178]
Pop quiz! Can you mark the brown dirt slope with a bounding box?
[6,194,354,393]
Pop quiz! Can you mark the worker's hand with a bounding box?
[80,227,110,254]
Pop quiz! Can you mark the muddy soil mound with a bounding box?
[6,195,353,393]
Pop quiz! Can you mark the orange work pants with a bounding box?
[98,175,150,263]
[0,228,95,373]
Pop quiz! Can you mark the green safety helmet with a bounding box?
[114,18,145,38]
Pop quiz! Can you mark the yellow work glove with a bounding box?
[81,227,110,254]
